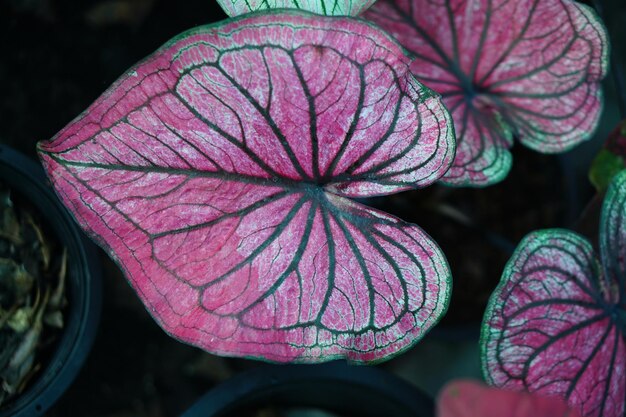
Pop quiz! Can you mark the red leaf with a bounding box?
[437,379,581,417]
[38,12,454,362]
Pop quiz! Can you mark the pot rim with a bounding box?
[0,145,102,416]
[181,360,434,417]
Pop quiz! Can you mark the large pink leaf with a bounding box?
[481,172,626,417]
[437,379,581,417]
[364,0,608,186]
[37,11,454,363]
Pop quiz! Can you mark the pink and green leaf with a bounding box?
[481,224,626,415]
[37,11,454,363]
[600,170,626,301]
[217,0,375,17]
[364,0,609,186]
[437,379,581,417]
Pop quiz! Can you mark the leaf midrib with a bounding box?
[44,151,422,199]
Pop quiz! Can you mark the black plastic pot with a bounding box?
[0,145,102,416]
[181,361,434,417]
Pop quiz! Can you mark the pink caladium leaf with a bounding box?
[601,170,626,305]
[437,379,581,417]
[37,11,455,363]
[217,0,375,17]
[364,0,609,186]
[481,170,626,417]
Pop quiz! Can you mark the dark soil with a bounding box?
[0,182,67,407]
[0,0,624,415]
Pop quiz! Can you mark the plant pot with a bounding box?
[180,361,434,417]
[0,145,102,416]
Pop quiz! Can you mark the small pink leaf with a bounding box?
[37,12,454,362]
[481,227,626,417]
[364,0,609,186]
[217,0,376,17]
[437,379,581,417]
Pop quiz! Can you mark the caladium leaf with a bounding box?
[600,170,626,300]
[481,172,626,417]
[437,379,581,417]
[217,0,375,17]
[364,0,609,186]
[37,11,455,363]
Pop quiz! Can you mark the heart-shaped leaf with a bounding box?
[437,379,581,417]
[38,11,455,363]
[481,170,626,417]
[217,0,375,17]
[364,0,609,186]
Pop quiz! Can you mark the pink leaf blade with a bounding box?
[496,77,604,154]
[437,379,582,417]
[328,79,456,195]
[438,99,513,186]
[476,1,607,91]
[38,12,453,363]
[481,229,625,417]
[39,154,451,362]
[364,0,609,186]
[42,11,455,196]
